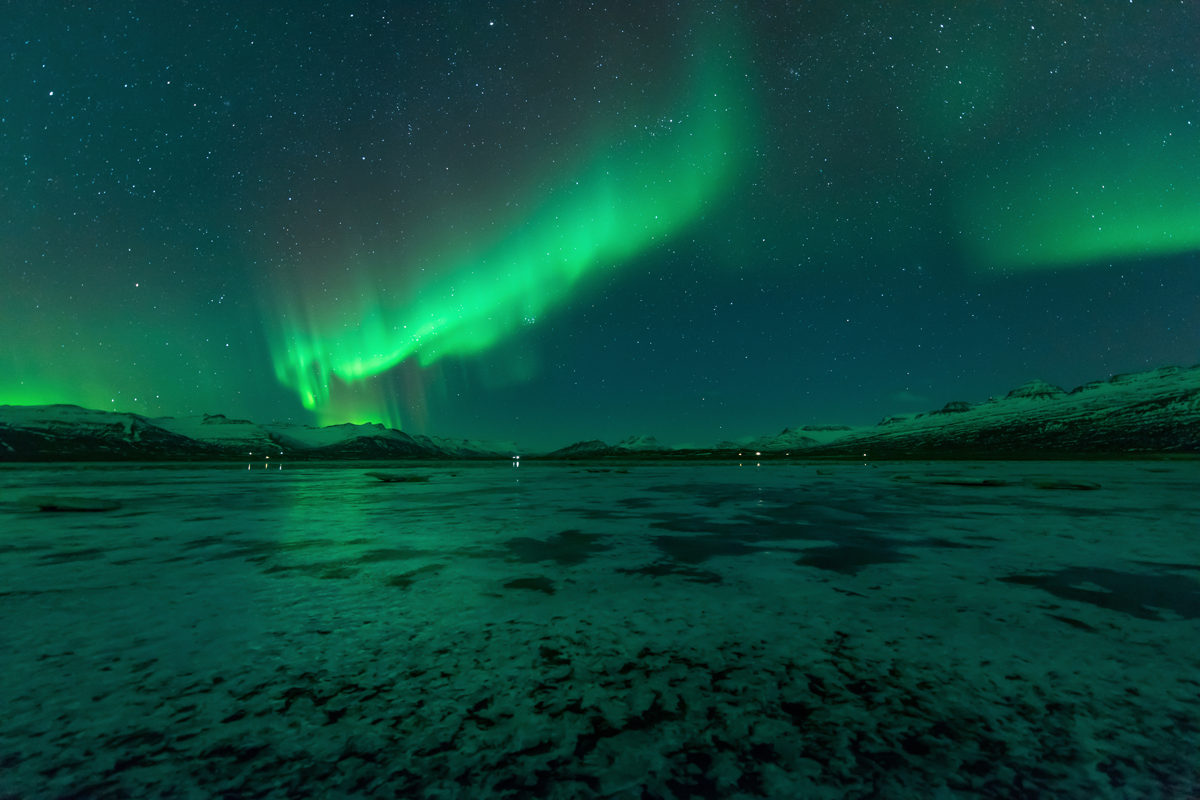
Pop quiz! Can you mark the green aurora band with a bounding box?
[269,43,753,429]
[960,111,1200,271]
[10,17,1197,423]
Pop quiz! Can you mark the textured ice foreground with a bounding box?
[1,460,1198,799]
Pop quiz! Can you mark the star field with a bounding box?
[2,2,1197,449]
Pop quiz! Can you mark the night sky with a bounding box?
[4,2,1198,450]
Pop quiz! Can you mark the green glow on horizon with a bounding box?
[0,363,146,415]
[960,114,1200,270]
[311,374,408,431]
[269,31,753,428]
[0,382,94,409]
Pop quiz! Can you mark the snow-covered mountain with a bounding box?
[146,415,437,459]
[543,364,1199,458]
[0,406,521,461]
[0,405,223,461]
[3,364,1196,461]
[611,435,667,452]
[151,414,307,456]
[544,440,612,459]
[805,365,1200,455]
[543,435,670,459]
[412,434,525,458]
[151,416,525,458]
[717,425,860,453]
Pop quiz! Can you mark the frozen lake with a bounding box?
[1,460,1198,799]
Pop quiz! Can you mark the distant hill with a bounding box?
[0,406,525,462]
[543,440,613,459]
[2,364,1196,461]
[543,364,1200,458]
[801,366,1200,456]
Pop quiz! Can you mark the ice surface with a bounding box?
[1,460,1198,798]
[16,495,123,512]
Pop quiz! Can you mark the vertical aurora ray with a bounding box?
[267,32,753,428]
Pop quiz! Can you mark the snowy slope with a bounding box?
[0,405,219,461]
[807,365,1200,455]
[259,421,433,458]
[543,436,669,459]
[544,440,613,459]
[151,414,304,456]
[413,434,527,457]
[738,425,861,452]
[544,436,671,459]
[0,407,505,461]
[611,435,667,452]
[147,416,434,458]
[3,364,1196,461]
[544,364,1198,457]
[263,421,403,450]
[258,424,525,458]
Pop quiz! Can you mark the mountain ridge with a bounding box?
[2,364,1197,461]
[0,405,523,462]
[541,364,1199,458]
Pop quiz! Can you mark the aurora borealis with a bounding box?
[3,2,1198,449]
[268,22,752,428]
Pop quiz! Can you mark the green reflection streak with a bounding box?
[270,37,751,427]
[961,114,1200,270]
